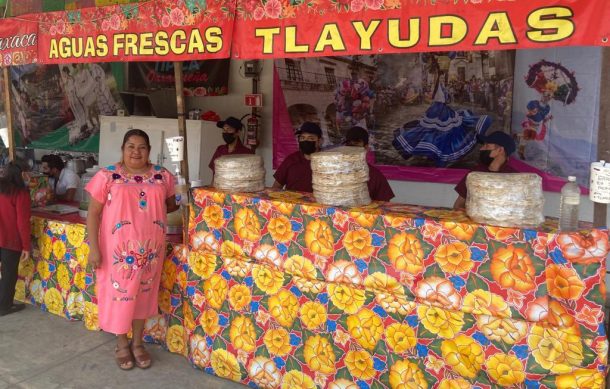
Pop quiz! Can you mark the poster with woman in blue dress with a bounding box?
[392,52,493,167]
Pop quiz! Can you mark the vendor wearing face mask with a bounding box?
[209,116,254,179]
[272,122,322,192]
[453,131,516,209]
[345,126,395,202]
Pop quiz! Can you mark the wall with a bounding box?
[186,60,275,189]
[187,60,608,224]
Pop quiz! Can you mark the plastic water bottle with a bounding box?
[559,176,580,231]
[175,174,188,207]
[173,165,188,207]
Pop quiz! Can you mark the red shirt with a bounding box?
[368,164,395,202]
[208,139,254,172]
[273,151,313,193]
[454,163,517,199]
[0,189,31,252]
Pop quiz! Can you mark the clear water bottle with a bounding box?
[559,176,580,231]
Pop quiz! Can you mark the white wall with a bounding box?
[187,60,608,224]
[186,60,275,188]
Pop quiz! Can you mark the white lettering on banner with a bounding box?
[0,33,37,51]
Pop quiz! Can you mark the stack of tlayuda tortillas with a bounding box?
[311,146,371,207]
[466,172,544,228]
[214,154,265,193]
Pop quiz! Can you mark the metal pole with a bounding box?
[173,61,190,244]
[594,48,610,228]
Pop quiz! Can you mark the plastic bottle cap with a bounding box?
[568,176,576,181]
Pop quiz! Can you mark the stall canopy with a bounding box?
[0,0,610,65]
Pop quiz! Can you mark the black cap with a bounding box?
[296,122,322,138]
[216,116,243,131]
[477,131,516,156]
[345,126,369,145]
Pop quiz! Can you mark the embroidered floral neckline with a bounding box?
[117,164,155,182]
[107,163,164,183]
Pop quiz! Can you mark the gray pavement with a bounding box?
[0,307,245,389]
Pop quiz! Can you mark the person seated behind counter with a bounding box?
[272,122,322,192]
[345,126,395,202]
[41,154,80,202]
[209,116,254,181]
[453,131,516,209]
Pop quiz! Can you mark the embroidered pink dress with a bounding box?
[85,164,175,334]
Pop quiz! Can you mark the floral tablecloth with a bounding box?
[182,188,609,389]
[17,216,99,330]
[16,187,610,389]
[15,215,179,333]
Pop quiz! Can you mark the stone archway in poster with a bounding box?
[273,52,515,183]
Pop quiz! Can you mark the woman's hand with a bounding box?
[89,249,102,269]
[166,196,179,213]
[20,251,30,262]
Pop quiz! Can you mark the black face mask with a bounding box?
[223,133,236,145]
[299,141,317,155]
[479,150,494,166]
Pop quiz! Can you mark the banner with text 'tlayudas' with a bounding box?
[37,0,234,64]
[0,18,38,66]
[232,0,610,59]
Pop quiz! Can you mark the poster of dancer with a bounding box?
[511,47,601,190]
[59,63,122,144]
[10,63,124,151]
[10,64,72,145]
[273,52,515,183]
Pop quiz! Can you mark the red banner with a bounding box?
[232,0,610,59]
[0,17,38,66]
[36,0,235,64]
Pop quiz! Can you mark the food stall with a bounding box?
[3,0,610,388]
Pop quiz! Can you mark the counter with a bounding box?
[183,188,609,388]
[16,189,609,388]
[15,207,182,329]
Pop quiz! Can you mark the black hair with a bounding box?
[122,129,151,150]
[41,154,65,170]
[0,160,29,195]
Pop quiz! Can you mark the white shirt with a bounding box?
[49,168,80,195]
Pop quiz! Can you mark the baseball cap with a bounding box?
[345,126,369,145]
[478,131,516,156]
[296,122,322,137]
[216,116,243,131]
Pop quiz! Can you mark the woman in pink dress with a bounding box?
[86,129,178,370]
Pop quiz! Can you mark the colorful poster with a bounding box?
[128,60,230,96]
[10,64,72,145]
[36,0,233,64]
[233,0,610,59]
[11,63,124,151]
[273,52,514,184]
[511,47,602,192]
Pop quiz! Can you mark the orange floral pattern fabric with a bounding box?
[18,188,610,389]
